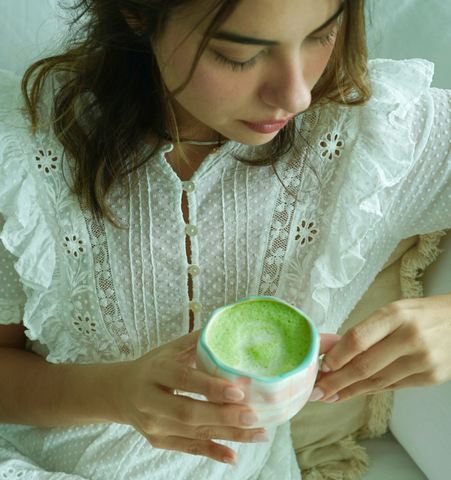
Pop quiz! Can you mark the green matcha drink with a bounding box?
[205,299,311,377]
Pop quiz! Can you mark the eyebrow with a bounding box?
[210,1,347,47]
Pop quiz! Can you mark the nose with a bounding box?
[260,55,312,115]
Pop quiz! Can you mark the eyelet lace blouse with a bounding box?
[0,58,450,479]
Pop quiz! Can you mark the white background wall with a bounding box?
[1,0,451,89]
[0,0,64,76]
[366,0,451,90]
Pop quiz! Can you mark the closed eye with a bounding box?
[212,28,338,72]
[213,51,260,71]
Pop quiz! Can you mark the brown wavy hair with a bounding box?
[21,0,371,225]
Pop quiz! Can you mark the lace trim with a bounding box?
[257,110,345,301]
[30,119,133,360]
[258,112,317,296]
[63,152,134,360]
[33,77,134,359]
[81,201,135,359]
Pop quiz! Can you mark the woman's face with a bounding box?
[152,0,343,145]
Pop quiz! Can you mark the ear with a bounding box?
[120,9,144,32]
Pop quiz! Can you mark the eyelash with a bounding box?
[214,30,337,72]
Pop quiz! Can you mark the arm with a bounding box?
[0,323,120,426]
[0,324,270,465]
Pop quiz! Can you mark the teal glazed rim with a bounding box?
[199,296,320,383]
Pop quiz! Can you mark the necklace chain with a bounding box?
[164,131,229,146]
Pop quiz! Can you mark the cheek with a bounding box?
[307,46,335,86]
[186,61,244,107]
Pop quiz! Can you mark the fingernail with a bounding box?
[252,432,271,443]
[224,387,245,401]
[308,387,325,402]
[324,394,339,403]
[240,411,260,425]
[223,456,237,466]
[321,362,331,372]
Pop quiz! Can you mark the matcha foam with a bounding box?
[206,300,311,377]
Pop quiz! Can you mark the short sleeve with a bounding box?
[390,87,451,236]
[0,214,26,324]
[0,68,55,329]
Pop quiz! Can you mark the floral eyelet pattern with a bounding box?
[74,313,97,335]
[320,133,344,161]
[295,220,318,246]
[63,235,86,258]
[35,149,59,174]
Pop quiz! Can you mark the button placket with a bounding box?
[185,224,198,237]
[189,301,202,313]
[188,265,201,276]
[184,181,202,320]
[182,181,196,193]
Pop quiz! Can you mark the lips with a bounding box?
[242,120,291,134]
[246,114,296,125]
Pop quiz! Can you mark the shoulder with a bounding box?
[0,70,72,291]
[350,58,437,127]
[361,59,450,172]
[306,58,448,216]
[367,58,435,98]
[0,68,69,229]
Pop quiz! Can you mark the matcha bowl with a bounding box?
[196,296,320,428]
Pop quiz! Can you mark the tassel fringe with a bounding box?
[400,231,446,299]
[303,435,370,480]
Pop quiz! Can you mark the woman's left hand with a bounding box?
[310,294,451,404]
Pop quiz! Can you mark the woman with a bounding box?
[0,0,450,478]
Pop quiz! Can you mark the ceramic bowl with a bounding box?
[196,296,320,428]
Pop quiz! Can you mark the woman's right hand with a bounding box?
[110,330,270,466]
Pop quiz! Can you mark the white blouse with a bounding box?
[0,58,450,479]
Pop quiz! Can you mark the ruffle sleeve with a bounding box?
[0,214,27,324]
[0,68,60,356]
[305,58,442,332]
[0,68,120,364]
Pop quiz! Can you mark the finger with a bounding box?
[151,417,271,444]
[164,329,202,357]
[315,329,409,399]
[146,435,238,465]
[332,356,423,401]
[319,334,341,355]
[151,389,260,427]
[153,359,246,404]
[322,304,404,372]
[364,371,440,396]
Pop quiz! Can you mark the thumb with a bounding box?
[169,329,202,365]
[319,333,341,356]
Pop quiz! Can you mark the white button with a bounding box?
[189,301,202,313]
[188,265,201,276]
[185,225,198,237]
[182,181,196,193]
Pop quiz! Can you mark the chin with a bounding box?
[238,132,279,147]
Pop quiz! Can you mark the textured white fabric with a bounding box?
[0,58,450,478]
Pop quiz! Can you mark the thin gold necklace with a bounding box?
[164,131,229,146]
